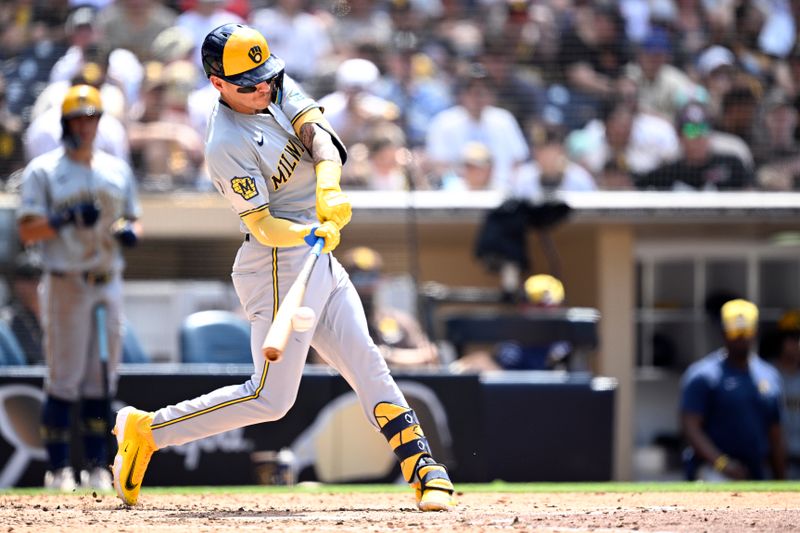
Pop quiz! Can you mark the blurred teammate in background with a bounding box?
[16,84,141,491]
[680,299,786,480]
[772,310,800,478]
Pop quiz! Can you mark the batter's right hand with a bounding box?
[304,221,340,254]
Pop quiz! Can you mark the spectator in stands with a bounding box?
[249,0,333,83]
[0,1,69,60]
[556,2,630,129]
[512,123,597,197]
[695,45,738,122]
[338,246,441,369]
[637,102,754,190]
[34,46,128,124]
[24,70,130,163]
[48,6,143,112]
[425,64,528,192]
[342,122,419,191]
[317,58,399,149]
[127,61,205,190]
[731,0,791,73]
[1,9,68,126]
[479,35,546,132]
[680,299,786,480]
[175,0,243,72]
[0,254,43,364]
[148,26,212,136]
[671,0,713,63]
[623,27,704,121]
[751,88,800,190]
[772,310,800,479]
[96,0,177,63]
[716,85,759,151]
[440,142,494,192]
[451,274,573,373]
[0,74,25,184]
[326,0,393,59]
[375,37,453,148]
[566,95,680,183]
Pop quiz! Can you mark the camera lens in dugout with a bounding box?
[474,198,571,273]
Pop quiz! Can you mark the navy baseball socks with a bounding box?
[80,398,113,490]
[41,395,76,491]
[111,406,157,505]
[374,402,456,511]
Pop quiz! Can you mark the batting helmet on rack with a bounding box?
[60,84,103,149]
[201,23,285,103]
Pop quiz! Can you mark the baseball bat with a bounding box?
[261,237,324,362]
[95,303,110,399]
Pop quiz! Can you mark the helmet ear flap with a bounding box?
[61,117,79,150]
[270,70,285,104]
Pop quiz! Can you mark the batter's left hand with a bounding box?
[316,189,352,229]
[304,221,340,254]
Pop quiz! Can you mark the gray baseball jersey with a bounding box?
[147,76,408,448]
[17,147,140,400]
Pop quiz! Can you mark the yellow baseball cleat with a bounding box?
[111,406,157,506]
[415,460,456,511]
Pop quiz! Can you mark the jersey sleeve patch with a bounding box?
[231,176,259,200]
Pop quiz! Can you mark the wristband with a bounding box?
[713,454,729,472]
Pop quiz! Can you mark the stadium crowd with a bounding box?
[1,0,799,193]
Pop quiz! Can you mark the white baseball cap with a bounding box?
[697,45,735,77]
[336,58,379,91]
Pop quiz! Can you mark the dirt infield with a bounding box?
[2,490,800,532]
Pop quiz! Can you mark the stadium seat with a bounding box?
[179,310,251,364]
[122,322,150,364]
[0,321,27,366]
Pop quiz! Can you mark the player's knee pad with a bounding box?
[80,398,110,437]
[373,402,431,483]
[41,395,74,442]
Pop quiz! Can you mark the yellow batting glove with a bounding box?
[310,221,341,254]
[316,161,352,229]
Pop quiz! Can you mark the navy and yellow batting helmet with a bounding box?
[201,24,284,98]
[61,84,103,120]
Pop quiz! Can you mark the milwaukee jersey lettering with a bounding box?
[205,75,319,228]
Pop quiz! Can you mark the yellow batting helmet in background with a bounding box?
[721,299,758,340]
[61,84,103,120]
[524,274,565,306]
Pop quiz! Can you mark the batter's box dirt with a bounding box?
[1,491,799,532]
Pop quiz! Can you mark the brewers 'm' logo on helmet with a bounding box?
[231,176,258,200]
[248,45,262,64]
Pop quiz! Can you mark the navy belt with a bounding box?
[50,270,113,285]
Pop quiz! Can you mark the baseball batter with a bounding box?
[17,84,141,491]
[112,24,455,511]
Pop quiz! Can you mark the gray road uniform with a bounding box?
[147,77,408,447]
[17,147,140,400]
